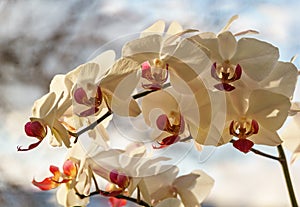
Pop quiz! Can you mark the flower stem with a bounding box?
[230,139,280,161]
[277,144,298,207]
[73,110,112,143]
[76,189,151,207]
[69,83,172,143]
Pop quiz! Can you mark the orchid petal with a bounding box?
[122,35,162,63]
[63,159,77,178]
[90,50,116,76]
[32,177,59,191]
[173,170,214,206]
[259,61,298,98]
[166,21,183,36]
[218,31,237,60]
[231,38,279,81]
[142,90,179,126]
[247,90,291,131]
[50,120,71,148]
[249,126,282,146]
[140,20,165,37]
[167,38,212,82]
[32,92,56,118]
[155,198,184,207]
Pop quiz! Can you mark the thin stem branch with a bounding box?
[73,110,112,143]
[69,83,172,143]
[277,145,298,207]
[249,147,280,161]
[230,139,280,161]
[77,189,151,207]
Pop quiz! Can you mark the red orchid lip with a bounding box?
[109,169,130,189]
[152,135,180,149]
[25,121,47,139]
[233,139,254,153]
[211,62,242,91]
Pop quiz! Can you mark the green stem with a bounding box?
[277,145,298,207]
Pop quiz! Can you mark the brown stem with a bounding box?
[69,83,171,143]
[277,145,298,207]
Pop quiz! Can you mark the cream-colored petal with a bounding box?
[167,38,212,83]
[140,20,165,38]
[141,90,179,126]
[155,198,184,207]
[217,31,237,60]
[174,170,214,206]
[177,188,200,207]
[104,89,141,117]
[49,75,73,116]
[122,35,162,63]
[281,114,300,158]
[259,61,298,98]
[247,90,291,131]
[50,120,71,148]
[76,63,101,86]
[66,188,89,207]
[166,21,183,36]
[100,58,140,99]
[89,149,124,179]
[139,165,179,203]
[231,38,279,81]
[89,50,116,75]
[32,92,56,118]
[248,126,282,146]
[188,33,222,61]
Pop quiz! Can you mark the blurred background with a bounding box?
[1,0,300,206]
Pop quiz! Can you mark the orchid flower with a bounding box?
[138,166,214,207]
[141,89,189,148]
[68,51,141,118]
[32,159,77,191]
[19,74,73,151]
[190,30,280,91]
[88,144,170,198]
[222,90,291,153]
[122,21,211,93]
[56,142,93,207]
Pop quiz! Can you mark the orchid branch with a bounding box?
[230,139,280,161]
[277,145,298,207]
[76,173,151,207]
[231,140,298,206]
[69,83,171,143]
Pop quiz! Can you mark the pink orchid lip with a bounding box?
[141,61,169,90]
[74,86,103,116]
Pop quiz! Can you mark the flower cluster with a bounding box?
[19,16,299,207]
